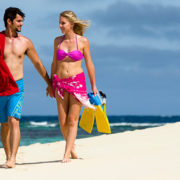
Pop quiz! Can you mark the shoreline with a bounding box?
[0,122,180,180]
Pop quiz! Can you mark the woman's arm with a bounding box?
[51,38,58,79]
[83,37,98,95]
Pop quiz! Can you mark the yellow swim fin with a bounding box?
[79,107,95,134]
[103,103,106,114]
[95,105,111,134]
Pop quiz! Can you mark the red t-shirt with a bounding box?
[0,31,19,96]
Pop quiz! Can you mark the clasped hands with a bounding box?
[46,85,53,98]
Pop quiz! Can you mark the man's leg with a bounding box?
[6,117,21,168]
[0,97,11,165]
[1,122,11,163]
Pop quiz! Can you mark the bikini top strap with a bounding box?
[76,35,79,50]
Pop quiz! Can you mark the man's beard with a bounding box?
[16,27,21,32]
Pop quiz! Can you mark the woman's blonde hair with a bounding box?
[60,11,89,36]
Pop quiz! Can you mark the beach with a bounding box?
[0,122,180,180]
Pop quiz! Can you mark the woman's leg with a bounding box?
[62,94,82,163]
[55,90,69,140]
[55,90,78,159]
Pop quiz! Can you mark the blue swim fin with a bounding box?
[88,93,103,110]
[79,107,95,134]
[95,105,111,134]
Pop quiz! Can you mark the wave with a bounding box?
[109,122,165,127]
[29,121,58,127]
[28,121,165,128]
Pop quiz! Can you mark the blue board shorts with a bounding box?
[0,79,24,123]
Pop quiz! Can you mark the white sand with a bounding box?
[0,122,180,180]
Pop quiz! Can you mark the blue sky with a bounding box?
[0,0,180,115]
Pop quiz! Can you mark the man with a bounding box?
[0,7,53,168]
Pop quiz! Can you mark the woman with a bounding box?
[47,11,98,163]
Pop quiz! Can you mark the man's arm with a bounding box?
[26,39,53,96]
[46,38,58,97]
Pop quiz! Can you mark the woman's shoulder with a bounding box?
[54,36,64,46]
[54,35,64,42]
[77,35,89,45]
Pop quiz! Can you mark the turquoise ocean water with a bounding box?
[0,115,179,148]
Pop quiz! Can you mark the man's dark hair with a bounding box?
[3,7,25,27]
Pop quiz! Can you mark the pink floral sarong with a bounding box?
[53,72,94,109]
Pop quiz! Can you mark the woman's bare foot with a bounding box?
[70,144,78,159]
[0,157,11,168]
[71,149,78,159]
[62,157,71,163]
[0,162,8,168]
[5,158,16,168]
[61,152,71,163]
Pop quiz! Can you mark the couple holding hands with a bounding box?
[0,7,97,168]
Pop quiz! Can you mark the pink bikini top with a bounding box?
[57,35,83,61]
